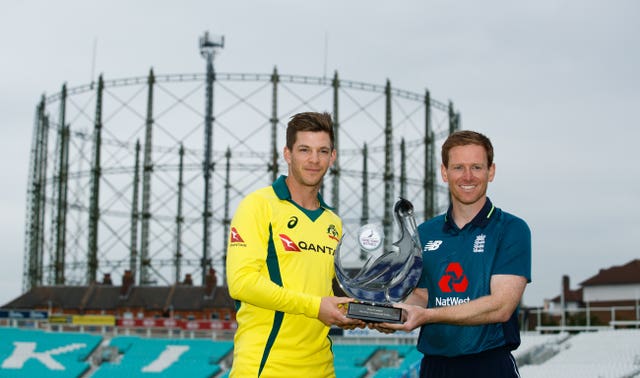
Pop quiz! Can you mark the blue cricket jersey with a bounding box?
[416,198,531,357]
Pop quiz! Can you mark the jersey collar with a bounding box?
[444,197,495,232]
[272,175,334,210]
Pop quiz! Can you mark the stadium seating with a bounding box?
[369,346,422,378]
[3,327,640,377]
[334,365,368,378]
[332,344,379,375]
[332,344,377,366]
[513,331,570,364]
[518,330,640,378]
[331,343,422,378]
[335,331,640,378]
[92,335,233,378]
[0,327,102,378]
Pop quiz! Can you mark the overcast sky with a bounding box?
[1,0,639,307]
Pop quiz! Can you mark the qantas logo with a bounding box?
[279,234,301,252]
[278,234,336,255]
[230,227,245,243]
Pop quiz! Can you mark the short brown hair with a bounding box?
[441,130,494,167]
[286,112,335,150]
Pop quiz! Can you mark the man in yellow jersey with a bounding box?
[226,112,363,377]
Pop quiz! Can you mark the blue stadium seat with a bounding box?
[332,344,379,367]
[335,365,368,378]
[372,366,403,378]
[341,344,422,378]
[0,327,102,378]
[91,335,232,378]
[398,349,422,370]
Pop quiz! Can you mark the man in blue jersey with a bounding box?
[375,130,531,378]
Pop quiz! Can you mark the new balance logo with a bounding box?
[424,240,443,252]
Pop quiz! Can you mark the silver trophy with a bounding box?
[334,198,423,323]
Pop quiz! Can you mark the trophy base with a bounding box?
[346,301,403,323]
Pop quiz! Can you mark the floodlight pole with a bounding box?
[199,31,224,285]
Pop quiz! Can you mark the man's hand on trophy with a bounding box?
[369,302,427,333]
[366,321,396,334]
[318,296,366,329]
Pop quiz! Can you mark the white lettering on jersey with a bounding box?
[435,296,471,307]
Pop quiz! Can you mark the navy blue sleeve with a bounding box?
[494,215,531,283]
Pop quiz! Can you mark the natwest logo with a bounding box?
[438,262,468,293]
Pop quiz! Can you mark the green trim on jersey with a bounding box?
[259,224,284,376]
[266,224,283,286]
[226,175,342,377]
[273,175,333,217]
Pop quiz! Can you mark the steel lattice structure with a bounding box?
[23,37,460,292]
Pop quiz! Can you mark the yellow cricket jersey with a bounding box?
[226,175,342,378]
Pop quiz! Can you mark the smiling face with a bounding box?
[284,130,336,189]
[441,144,495,206]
